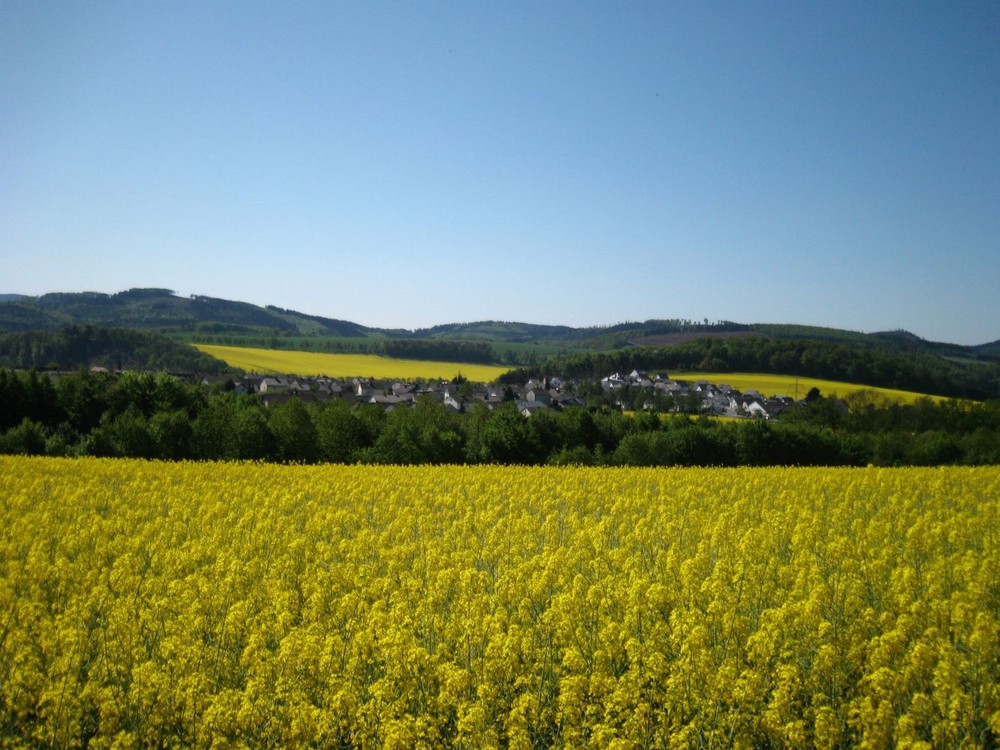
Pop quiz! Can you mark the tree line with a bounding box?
[0,325,502,371]
[0,326,228,373]
[505,337,1000,400]
[381,338,496,363]
[2,368,999,466]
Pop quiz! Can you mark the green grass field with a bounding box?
[194,344,513,381]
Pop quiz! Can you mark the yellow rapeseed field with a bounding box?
[669,371,943,404]
[194,344,512,382]
[1,457,997,748]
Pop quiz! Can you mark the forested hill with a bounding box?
[0,289,370,338]
[3,290,998,396]
[4,289,997,354]
[974,339,1000,358]
[0,326,229,374]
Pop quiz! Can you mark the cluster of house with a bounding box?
[600,370,801,419]
[218,374,586,417]
[214,370,802,419]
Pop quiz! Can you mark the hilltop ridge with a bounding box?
[2,288,996,352]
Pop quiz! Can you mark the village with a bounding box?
[214,368,809,419]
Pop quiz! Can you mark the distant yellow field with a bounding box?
[195,345,949,399]
[194,344,512,381]
[669,371,942,403]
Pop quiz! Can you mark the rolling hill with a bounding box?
[1,288,998,397]
[3,289,997,353]
[0,288,370,338]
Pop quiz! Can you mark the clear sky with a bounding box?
[2,1,998,345]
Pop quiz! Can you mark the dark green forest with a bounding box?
[0,326,228,373]
[3,369,999,466]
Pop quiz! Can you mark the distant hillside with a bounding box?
[410,321,586,344]
[4,289,997,353]
[3,290,998,392]
[0,326,229,373]
[0,289,371,338]
[972,339,1000,358]
[423,319,1000,364]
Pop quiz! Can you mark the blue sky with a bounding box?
[2,1,998,345]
